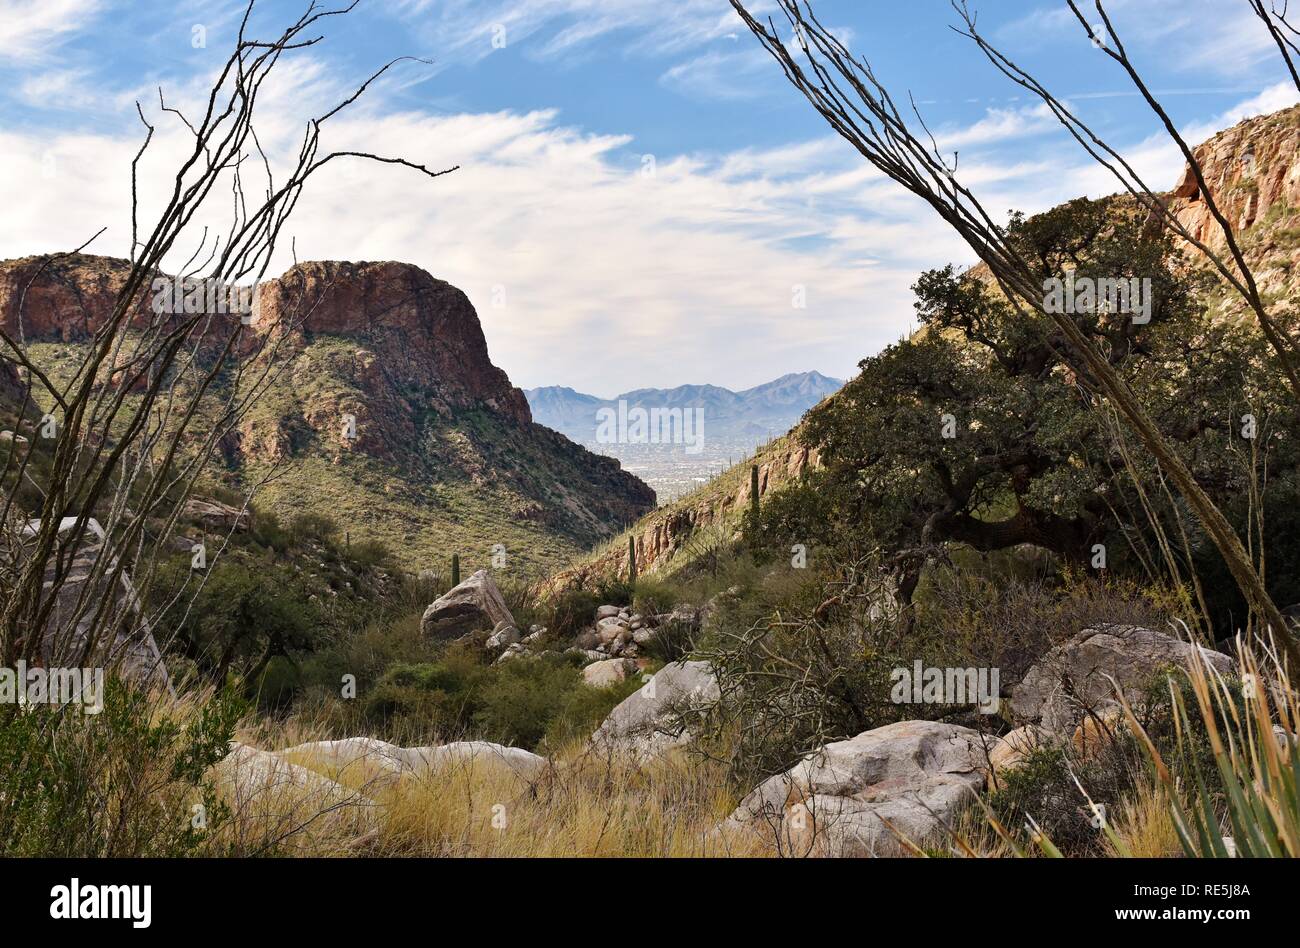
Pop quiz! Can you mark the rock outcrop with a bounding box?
[1010,624,1235,735]
[213,743,377,844]
[16,517,172,695]
[403,741,547,780]
[421,569,515,639]
[1169,104,1300,252]
[278,736,546,784]
[278,737,409,786]
[1165,103,1300,327]
[0,254,151,341]
[591,659,719,759]
[725,720,988,857]
[249,260,532,444]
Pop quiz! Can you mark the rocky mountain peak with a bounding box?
[252,260,530,425]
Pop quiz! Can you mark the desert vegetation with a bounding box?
[2,0,1300,867]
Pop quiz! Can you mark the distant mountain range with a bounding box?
[525,371,844,447]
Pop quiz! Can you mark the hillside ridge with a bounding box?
[1,254,655,573]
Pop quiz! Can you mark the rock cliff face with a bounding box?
[1169,103,1300,251]
[0,254,147,341]
[252,261,531,425]
[1166,103,1300,329]
[1,254,655,571]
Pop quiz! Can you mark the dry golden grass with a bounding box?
[209,707,771,857]
[372,744,765,857]
[1103,779,1183,858]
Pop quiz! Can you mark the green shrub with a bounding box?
[472,654,585,749]
[543,673,643,750]
[593,576,633,607]
[632,576,679,616]
[253,655,302,712]
[0,682,243,856]
[290,510,341,542]
[546,587,600,639]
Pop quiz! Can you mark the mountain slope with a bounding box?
[551,102,1300,588]
[1,255,655,574]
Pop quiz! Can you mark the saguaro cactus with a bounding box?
[750,464,760,518]
[451,552,461,587]
[628,536,638,583]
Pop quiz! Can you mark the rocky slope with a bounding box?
[1169,103,1300,253]
[1167,102,1300,332]
[550,430,820,588]
[1,255,655,573]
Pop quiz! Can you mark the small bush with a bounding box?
[633,576,679,616]
[546,587,601,639]
[290,510,341,542]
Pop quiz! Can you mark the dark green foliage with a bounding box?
[593,574,634,607]
[149,505,398,700]
[547,586,601,638]
[632,576,679,616]
[0,682,243,856]
[779,197,1296,637]
[356,648,631,752]
[451,552,461,587]
[253,655,302,712]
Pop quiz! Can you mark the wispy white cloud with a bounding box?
[3,1,1296,395]
[0,0,103,61]
[659,46,771,101]
[389,0,753,67]
[995,0,1280,79]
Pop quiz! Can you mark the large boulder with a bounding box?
[16,517,172,695]
[402,741,546,780]
[211,744,376,846]
[591,660,719,759]
[1010,624,1235,734]
[420,569,515,639]
[583,658,637,688]
[277,737,408,789]
[985,724,1054,790]
[725,720,988,857]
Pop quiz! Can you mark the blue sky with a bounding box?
[1,0,1296,395]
